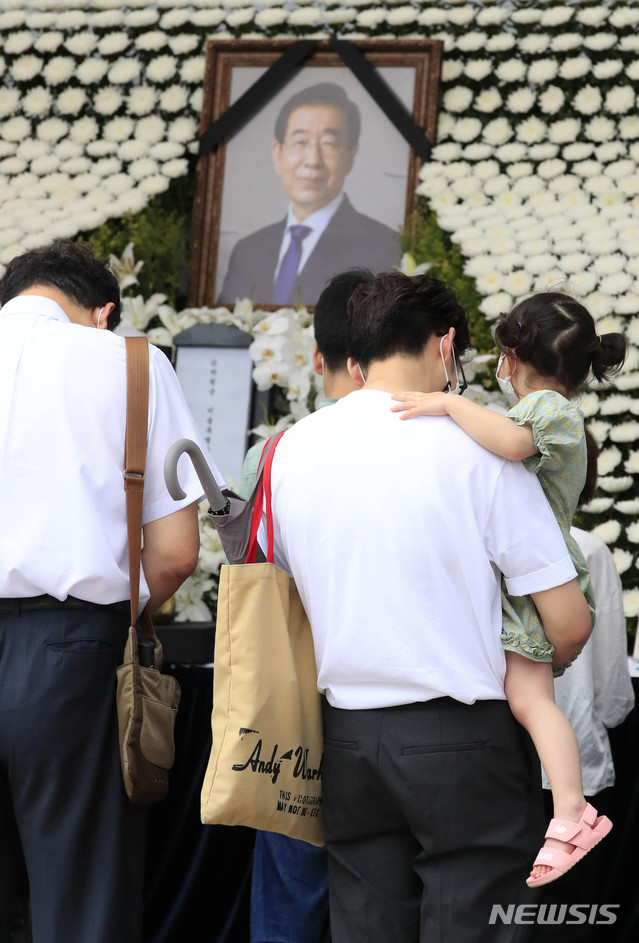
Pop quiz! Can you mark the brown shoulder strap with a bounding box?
[124,337,151,636]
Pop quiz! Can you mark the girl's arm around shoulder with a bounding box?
[391,391,537,461]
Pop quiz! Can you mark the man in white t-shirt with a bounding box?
[0,241,220,943]
[265,272,592,942]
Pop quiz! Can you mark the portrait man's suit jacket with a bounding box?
[218,195,402,306]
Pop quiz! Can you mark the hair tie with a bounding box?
[516,321,522,329]
[597,334,602,344]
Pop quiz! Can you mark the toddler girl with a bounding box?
[391,292,626,887]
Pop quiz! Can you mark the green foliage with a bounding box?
[402,198,496,362]
[80,173,195,308]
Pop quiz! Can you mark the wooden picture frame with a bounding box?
[188,39,442,309]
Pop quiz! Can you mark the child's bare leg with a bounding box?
[504,651,586,880]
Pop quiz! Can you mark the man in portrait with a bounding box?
[218,82,402,307]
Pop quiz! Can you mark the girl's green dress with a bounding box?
[500,389,595,672]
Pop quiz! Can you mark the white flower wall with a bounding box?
[1,0,638,623]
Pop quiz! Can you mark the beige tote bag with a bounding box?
[201,433,324,846]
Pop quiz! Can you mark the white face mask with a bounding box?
[496,353,519,406]
[440,336,463,394]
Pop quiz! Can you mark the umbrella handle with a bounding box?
[164,439,228,512]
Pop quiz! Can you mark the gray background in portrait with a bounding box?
[215,66,416,299]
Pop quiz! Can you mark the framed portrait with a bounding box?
[188,39,442,309]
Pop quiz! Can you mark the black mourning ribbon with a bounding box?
[198,37,433,162]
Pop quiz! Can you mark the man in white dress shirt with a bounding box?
[218,83,401,306]
[264,272,592,942]
[0,241,219,943]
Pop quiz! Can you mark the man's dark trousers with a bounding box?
[323,697,544,943]
[0,603,147,943]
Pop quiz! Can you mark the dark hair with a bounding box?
[274,83,361,148]
[347,272,470,370]
[494,292,626,395]
[578,427,599,509]
[314,268,375,370]
[0,240,121,330]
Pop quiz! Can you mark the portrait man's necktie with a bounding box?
[272,224,311,305]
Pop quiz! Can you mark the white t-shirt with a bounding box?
[268,389,576,710]
[541,527,635,795]
[0,295,222,609]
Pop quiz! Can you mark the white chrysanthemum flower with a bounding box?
[496,143,527,163]
[593,253,626,276]
[527,59,558,84]
[135,31,168,52]
[573,85,603,115]
[168,33,200,55]
[455,32,488,53]
[443,86,474,113]
[578,391,599,419]
[507,88,536,114]
[560,56,593,83]
[4,30,33,55]
[64,32,97,56]
[541,6,573,27]
[125,9,160,28]
[496,59,527,83]
[600,395,636,417]
[118,140,148,161]
[255,8,289,28]
[475,273,506,295]
[127,158,159,181]
[0,88,20,118]
[591,519,622,545]
[551,34,583,53]
[520,33,550,55]
[495,252,526,274]
[149,141,184,161]
[473,160,500,181]
[21,87,53,118]
[107,58,141,85]
[572,159,603,179]
[562,144,594,163]
[600,273,633,296]
[451,118,482,143]
[130,115,166,147]
[593,59,624,81]
[163,158,188,178]
[102,173,135,195]
[159,85,189,113]
[503,271,533,296]
[146,55,178,84]
[93,157,122,178]
[42,56,75,86]
[610,421,639,444]
[479,292,513,321]
[474,89,502,114]
[537,159,566,180]
[36,118,68,144]
[444,162,472,182]
[68,117,99,145]
[76,59,109,85]
[387,6,419,27]
[486,33,516,53]
[547,119,581,145]
[613,549,634,574]
[524,254,558,276]
[584,33,616,52]
[538,86,565,115]
[1,116,31,143]
[34,31,64,54]
[598,476,633,494]
[622,588,639,617]
[53,88,86,116]
[126,86,157,117]
[586,117,616,143]
[101,116,134,143]
[617,502,639,518]
[17,139,48,161]
[29,155,59,177]
[357,9,387,28]
[451,177,482,199]
[605,85,636,116]
[97,33,131,56]
[180,56,205,85]
[512,9,541,24]
[139,174,169,197]
[94,88,123,117]
[580,497,615,515]
[464,60,492,82]
[10,55,41,82]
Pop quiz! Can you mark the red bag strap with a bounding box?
[245,431,286,564]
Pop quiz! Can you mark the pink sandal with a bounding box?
[526,803,612,888]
